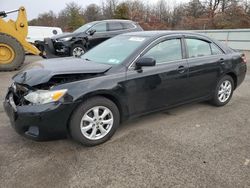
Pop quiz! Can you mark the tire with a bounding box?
[70,44,86,57]
[211,75,234,106]
[70,97,120,146]
[0,33,25,71]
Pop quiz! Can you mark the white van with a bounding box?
[27,26,63,43]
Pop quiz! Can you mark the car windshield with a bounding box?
[73,23,95,33]
[81,35,148,65]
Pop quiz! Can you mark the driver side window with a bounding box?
[143,39,183,64]
[91,23,107,33]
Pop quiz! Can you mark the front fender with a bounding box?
[78,89,129,121]
[53,72,129,120]
[62,37,88,48]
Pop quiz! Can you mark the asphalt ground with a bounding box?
[0,53,249,188]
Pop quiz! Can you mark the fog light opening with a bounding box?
[25,126,39,137]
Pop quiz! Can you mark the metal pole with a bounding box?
[4,9,19,14]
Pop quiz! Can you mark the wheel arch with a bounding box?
[72,38,88,49]
[83,92,125,121]
[226,72,237,89]
[66,91,126,134]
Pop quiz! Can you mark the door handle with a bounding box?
[177,66,186,73]
[219,58,225,64]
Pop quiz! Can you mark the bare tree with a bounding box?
[186,0,205,18]
[127,0,145,21]
[114,2,129,19]
[206,0,221,18]
[84,4,102,22]
[155,0,171,23]
[29,11,57,27]
[101,0,119,19]
[171,4,186,28]
[29,0,250,31]
[243,0,250,14]
[58,2,85,31]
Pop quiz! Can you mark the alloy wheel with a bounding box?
[80,106,114,140]
[72,47,85,57]
[217,80,232,103]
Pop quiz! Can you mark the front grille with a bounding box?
[10,83,30,106]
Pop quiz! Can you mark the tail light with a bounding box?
[241,53,247,63]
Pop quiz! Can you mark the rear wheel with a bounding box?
[70,97,120,146]
[0,33,25,71]
[211,75,234,106]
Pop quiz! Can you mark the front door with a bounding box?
[125,37,190,115]
[88,22,108,48]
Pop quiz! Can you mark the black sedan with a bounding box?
[36,19,143,58]
[4,31,247,146]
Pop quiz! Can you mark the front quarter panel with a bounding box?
[52,70,129,118]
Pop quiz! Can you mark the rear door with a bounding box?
[184,36,226,99]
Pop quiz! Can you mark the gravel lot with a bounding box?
[0,53,249,188]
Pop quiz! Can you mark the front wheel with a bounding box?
[70,44,86,57]
[69,97,120,146]
[211,75,234,106]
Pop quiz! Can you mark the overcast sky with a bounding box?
[1,0,189,20]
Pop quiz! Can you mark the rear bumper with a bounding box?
[236,63,247,88]
[4,92,78,141]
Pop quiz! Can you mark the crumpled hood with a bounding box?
[13,57,111,86]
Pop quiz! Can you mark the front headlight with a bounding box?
[24,89,68,104]
[58,37,72,42]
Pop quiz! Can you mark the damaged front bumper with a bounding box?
[3,86,78,141]
[35,38,70,59]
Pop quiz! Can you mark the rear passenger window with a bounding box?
[143,39,182,64]
[210,43,223,55]
[122,22,135,29]
[109,22,123,31]
[186,38,212,58]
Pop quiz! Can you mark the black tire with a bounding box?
[0,33,25,71]
[70,97,120,146]
[211,75,234,106]
[70,44,86,57]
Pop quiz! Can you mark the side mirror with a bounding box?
[135,57,156,71]
[87,29,96,36]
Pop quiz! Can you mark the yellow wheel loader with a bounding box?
[0,7,42,71]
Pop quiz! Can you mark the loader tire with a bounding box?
[0,33,25,71]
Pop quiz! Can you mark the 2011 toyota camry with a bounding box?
[4,31,247,146]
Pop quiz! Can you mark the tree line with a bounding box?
[29,0,250,31]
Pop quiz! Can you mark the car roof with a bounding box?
[90,19,135,24]
[121,30,208,39]
[120,30,232,54]
[102,19,134,22]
